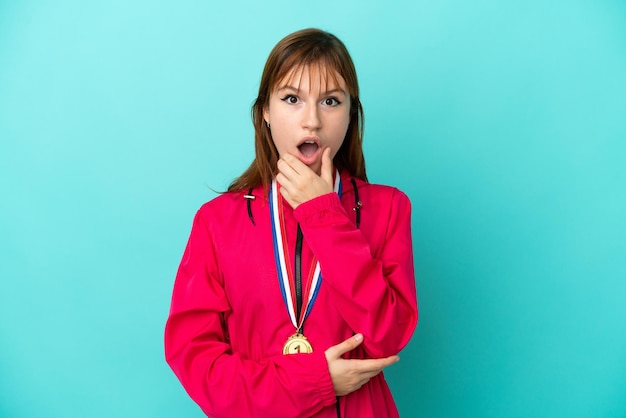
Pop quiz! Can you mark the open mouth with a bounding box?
[297,141,320,158]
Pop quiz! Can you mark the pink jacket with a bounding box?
[165,172,418,417]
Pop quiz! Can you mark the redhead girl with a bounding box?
[165,28,418,417]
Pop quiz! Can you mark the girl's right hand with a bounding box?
[276,148,334,209]
[324,334,400,396]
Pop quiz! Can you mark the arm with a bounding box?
[294,188,418,358]
[164,210,336,417]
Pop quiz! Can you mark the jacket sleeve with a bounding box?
[294,187,418,359]
[164,209,336,418]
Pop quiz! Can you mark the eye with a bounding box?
[323,97,341,106]
[281,95,299,104]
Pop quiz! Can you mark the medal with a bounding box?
[269,170,342,355]
[282,333,313,354]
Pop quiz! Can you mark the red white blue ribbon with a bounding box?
[269,170,342,330]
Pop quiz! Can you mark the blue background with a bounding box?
[1,1,625,417]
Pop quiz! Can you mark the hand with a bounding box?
[276,147,333,209]
[324,334,400,397]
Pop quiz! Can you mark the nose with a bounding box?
[302,103,321,131]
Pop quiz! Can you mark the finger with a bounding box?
[276,158,299,180]
[352,355,400,372]
[280,153,307,175]
[326,333,363,359]
[355,368,384,383]
[275,172,290,189]
[320,147,333,185]
[351,367,388,391]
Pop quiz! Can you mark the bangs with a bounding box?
[270,49,351,95]
[276,61,345,93]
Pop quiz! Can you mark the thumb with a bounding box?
[326,333,363,359]
[320,147,333,186]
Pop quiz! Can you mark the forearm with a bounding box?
[166,209,337,416]
[165,311,336,417]
[295,190,418,358]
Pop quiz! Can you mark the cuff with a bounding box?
[310,351,337,407]
[294,192,343,224]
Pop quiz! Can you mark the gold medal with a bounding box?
[282,333,313,355]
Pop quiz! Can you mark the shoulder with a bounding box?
[347,176,411,208]
[194,186,267,230]
[195,190,250,222]
[198,190,244,211]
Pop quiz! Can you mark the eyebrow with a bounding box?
[277,85,347,96]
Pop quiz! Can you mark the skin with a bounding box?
[264,65,400,396]
[326,334,400,397]
[264,64,349,208]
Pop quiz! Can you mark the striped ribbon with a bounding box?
[269,170,342,330]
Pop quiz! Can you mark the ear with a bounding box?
[263,106,269,125]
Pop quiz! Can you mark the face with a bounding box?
[263,65,351,175]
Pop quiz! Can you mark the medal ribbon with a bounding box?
[269,170,342,331]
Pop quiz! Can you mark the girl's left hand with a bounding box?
[276,147,334,209]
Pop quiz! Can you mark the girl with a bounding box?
[165,28,418,417]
